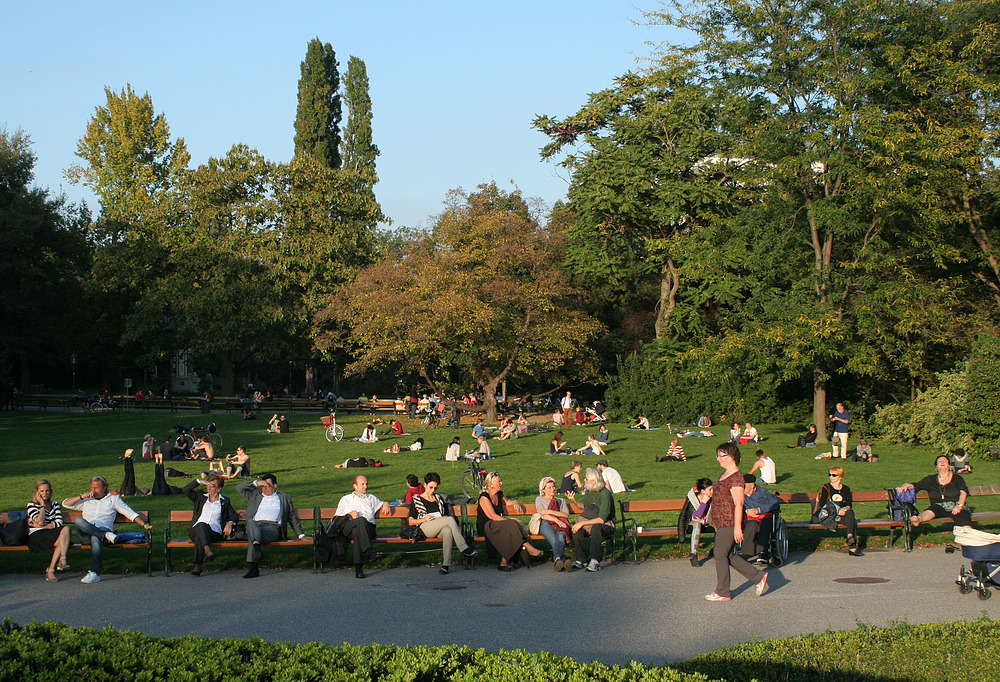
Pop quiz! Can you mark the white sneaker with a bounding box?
[104,532,118,544]
[81,571,101,584]
[586,559,601,572]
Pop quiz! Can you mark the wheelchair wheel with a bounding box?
[959,581,974,595]
[978,586,992,601]
[772,516,788,565]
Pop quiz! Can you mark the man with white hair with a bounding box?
[62,470,152,584]
[571,468,615,572]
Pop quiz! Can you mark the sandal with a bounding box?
[45,569,58,583]
[56,559,70,571]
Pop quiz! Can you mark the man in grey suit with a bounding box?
[236,474,306,578]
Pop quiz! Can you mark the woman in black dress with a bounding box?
[477,471,543,571]
[897,455,971,528]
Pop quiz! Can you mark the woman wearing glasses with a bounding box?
[476,471,544,571]
[812,466,861,556]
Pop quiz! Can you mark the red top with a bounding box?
[711,471,744,528]
[404,484,425,505]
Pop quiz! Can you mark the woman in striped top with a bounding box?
[27,479,71,582]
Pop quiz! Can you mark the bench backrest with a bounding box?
[168,508,315,523]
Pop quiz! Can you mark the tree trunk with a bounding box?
[305,364,316,396]
[654,256,679,340]
[813,368,828,443]
[480,377,502,422]
[219,350,235,396]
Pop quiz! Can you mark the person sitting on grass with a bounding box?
[657,437,688,462]
[560,461,583,495]
[748,449,776,485]
[788,423,818,448]
[738,422,760,444]
[596,424,610,443]
[467,435,492,460]
[495,415,518,441]
[849,438,878,463]
[729,422,742,443]
[550,431,573,455]
[575,433,607,458]
[951,448,971,474]
[358,424,379,444]
[628,414,650,430]
[397,474,424,506]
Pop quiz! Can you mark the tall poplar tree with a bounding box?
[293,38,341,170]
[341,56,379,175]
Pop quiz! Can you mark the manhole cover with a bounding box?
[833,577,890,584]
[485,603,506,607]
[433,585,467,591]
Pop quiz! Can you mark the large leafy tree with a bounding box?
[294,38,341,170]
[322,183,603,420]
[66,84,189,228]
[0,128,90,390]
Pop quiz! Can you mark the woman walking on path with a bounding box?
[705,442,769,602]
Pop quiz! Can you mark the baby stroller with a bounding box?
[954,526,1000,600]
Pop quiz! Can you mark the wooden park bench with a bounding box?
[163,508,317,575]
[0,510,154,576]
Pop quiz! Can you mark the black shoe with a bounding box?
[203,552,216,563]
[439,566,450,575]
[355,566,366,579]
[190,565,202,576]
[689,553,699,567]
[365,549,380,562]
[252,544,263,563]
[243,565,260,579]
[461,547,478,559]
[497,564,512,572]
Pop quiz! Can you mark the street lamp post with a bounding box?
[71,352,77,393]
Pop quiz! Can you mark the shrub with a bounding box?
[873,331,1000,458]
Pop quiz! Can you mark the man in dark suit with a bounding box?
[236,474,306,578]
[183,475,240,576]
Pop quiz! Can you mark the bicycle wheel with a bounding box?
[209,433,223,449]
[461,471,482,499]
[334,425,343,442]
[179,433,196,449]
[325,425,336,442]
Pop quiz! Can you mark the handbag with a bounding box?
[400,515,426,542]
[0,518,29,546]
[528,512,542,535]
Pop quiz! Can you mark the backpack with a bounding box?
[887,488,918,521]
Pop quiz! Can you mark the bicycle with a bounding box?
[322,412,344,442]
[177,423,222,449]
[460,458,489,500]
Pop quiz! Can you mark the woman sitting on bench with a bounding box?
[405,472,477,574]
[27,479,72,582]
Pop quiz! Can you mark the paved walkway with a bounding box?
[1,547,997,665]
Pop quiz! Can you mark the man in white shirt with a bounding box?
[596,459,629,494]
[62,473,152,584]
[561,392,573,428]
[236,474,307,579]
[332,475,391,578]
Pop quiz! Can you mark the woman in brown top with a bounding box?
[706,442,769,601]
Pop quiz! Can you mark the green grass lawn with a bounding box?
[2,410,998,572]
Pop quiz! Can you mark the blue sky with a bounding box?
[2,1,680,229]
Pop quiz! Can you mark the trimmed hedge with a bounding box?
[3,618,999,681]
[675,618,1000,682]
[0,619,701,682]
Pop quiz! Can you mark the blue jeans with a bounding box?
[538,522,567,560]
[75,517,110,574]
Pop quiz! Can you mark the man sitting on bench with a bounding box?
[740,473,781,568]
[236,474,306,579]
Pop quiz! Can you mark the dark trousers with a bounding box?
[189,522,223,565]
[572,523,613,563]
[339,517,377,565]
[713,526,765,598]
[120,457,136,496]
[741,516,774,558]
[246,520,281,562]
[74,517,109,574]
